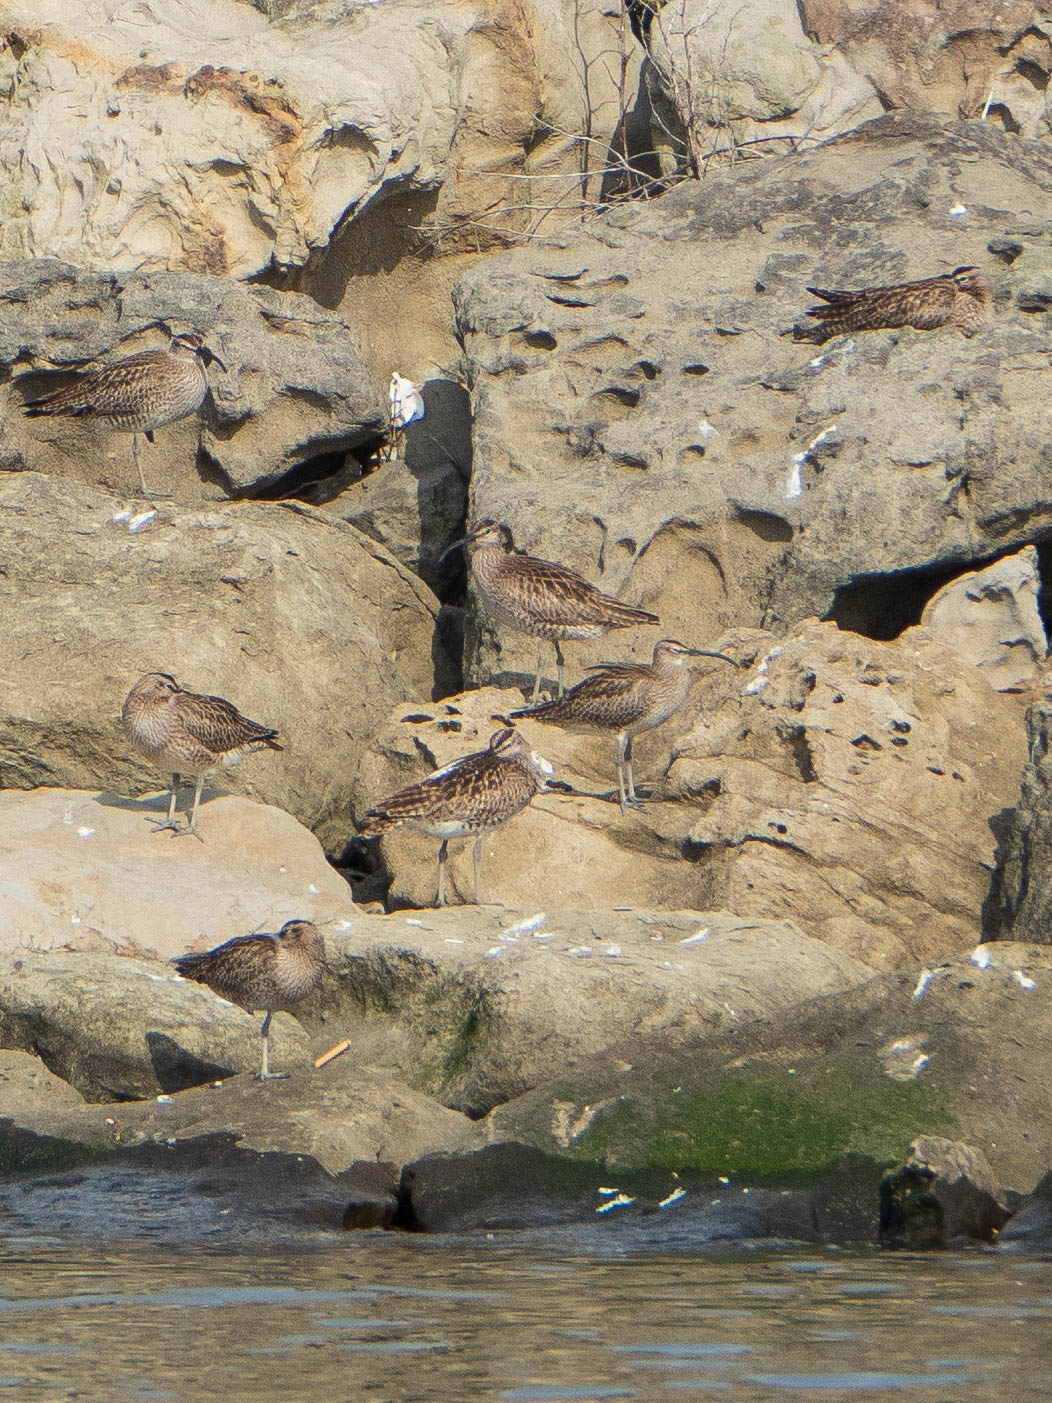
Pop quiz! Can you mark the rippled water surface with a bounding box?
[1,1239,1049,1401]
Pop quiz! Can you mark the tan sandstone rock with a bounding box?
[0,474,447,854]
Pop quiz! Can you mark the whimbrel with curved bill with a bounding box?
[22,332,226,497]
[511,638,737,811]
[360,726,553,906]
[172,919,326,1080]
[122,672,281,839]
[797,266,991,343]
[444,520,659,700]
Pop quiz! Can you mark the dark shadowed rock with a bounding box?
[879,1136,1010,1248]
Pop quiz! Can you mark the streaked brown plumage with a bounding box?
[511,638,737,811]
[22,332,224,497]
[446,520,659,699]
[122,672,282,838]
[360,726,554,906]
[796,266,991,344]
[172,919,326,1080]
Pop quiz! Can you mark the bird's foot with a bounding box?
[147,818,186,835]
[138,488,173,500]
[255,1070,289,1081]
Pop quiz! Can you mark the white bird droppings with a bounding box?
[912,969,934,999]
[785,462,804,500]
[605,945,623,958]
[971,946,992,969]
[485,947,503,959]
[596,1193,636,1215]
[504,912,547,937]
[76,827,95,838]
[681,928,710,946]
[568,946,592,958]
[127,511,157,533]
[744,676,769,696]
[658,1188,687,1209]
[156,1095,172,1104]
[1013,970,1037,991]
[110,509,133,524]
[444,938,463,945]
[948,204,967,217]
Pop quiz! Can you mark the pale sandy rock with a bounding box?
[0,0,639,375]
[646,0,882,169]
[919,546,1047,691]
[8,1064,479,1176]
[0,260,378,498]
[0,950,310,1100]
[324,905,871,1115]
[454,115,1052,672]
[664,620,1027,969]
[800,1,1051,138]
[0,1048,86,1110]
[0,788,353,961]
[0,475,446,854]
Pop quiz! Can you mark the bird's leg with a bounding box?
[148,772,186,833]
[256,1010,288,1081]
[615,733,639,811]
[472,834,483,905]
[624,735,637,804]
[132,430,172,500]
[173,774,206,842]
[554,641,565,698]
[532,646,544,702]
[437,839,449,906]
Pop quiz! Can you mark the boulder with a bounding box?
[0,950,311,1100]
[799,1,1051,138]
[0,788,352,961]
[986,703,1052,943]
[0,0,641,375]
[486,941,1052,1194]
[645,0,882,173]
[355,621,1027,968]
[0,260,379,498]
[453,114,1052,673]
[919,545,1046,691]
[323,904,870,1116]
[879,1135,1011,1247]
[0,475,447,854]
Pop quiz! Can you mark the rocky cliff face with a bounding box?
[1,1,1050,1243]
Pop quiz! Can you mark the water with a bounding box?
[1,1238,1050,1400]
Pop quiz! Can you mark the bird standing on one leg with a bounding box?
[171,920,327,1080]
[21,331,226,498]
[444,520,659,700]
[386,372,425,462]
[360,727,554,907]
[121,672,282,839]
[511,638,738,811]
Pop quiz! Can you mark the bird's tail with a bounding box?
[606,601,660,628]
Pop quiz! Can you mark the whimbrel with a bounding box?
[360,726,553,906]
[121,672,281,838]
[22,331,225,497]
[797,267,992,343]
[445,520,659,699]
[172,919,326,1080]
[511,638,737,811]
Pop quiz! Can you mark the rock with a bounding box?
[0,950,310,1100]
[799,1,1051,138]
[879,1135,1010,1247]
[324,904,870,1116]
[0,788,352,961]
[645,0,882,173]
[985,703,1052,943]
[0,475,446,854]
[919,546,1046,691]
[0,1049,85,1111]
[0,0,640,375]
[357,621,1027,969]
[999,1170,1052,1251]
[453,114,1052,666]
[0,260,378,498]
[486,942,1052,1195]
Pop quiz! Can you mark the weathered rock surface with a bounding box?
[879,1135,1010,1247]
[4,1062,477,1176]
[800,1,1052,138]
[0,788,352,960]
[0,260,379,497]
[0,0,640,375]
[0,950,311,1100]
[454,114,1052,672]
[919,545,1047,691]
[487,941,1052,1195]
[985,702,1052,943]
[355,621,1027,968]
[324,905,870,1116]
[0,475,447,854]
[645,0,883,172]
